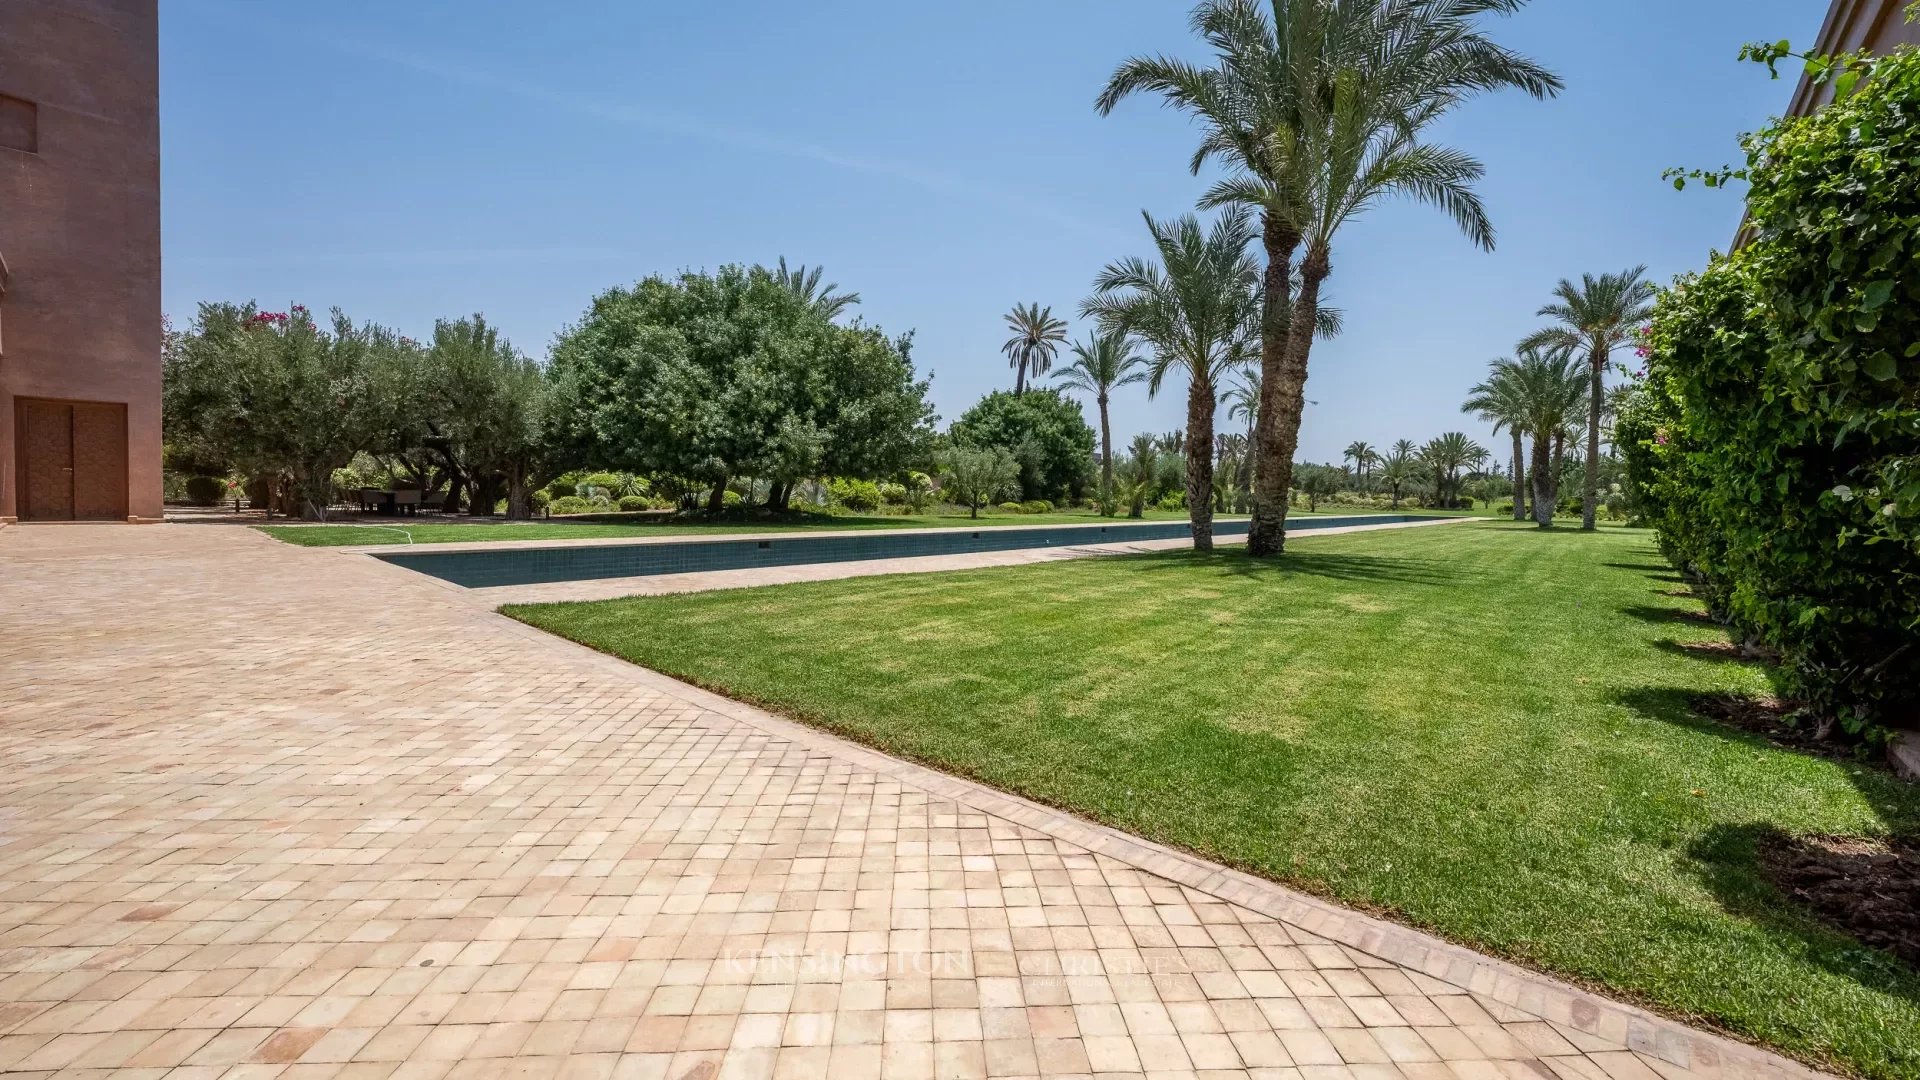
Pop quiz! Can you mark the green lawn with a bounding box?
[257,507,1233,547]
[507,522,1920,1079]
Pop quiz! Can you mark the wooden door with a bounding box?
[71,402,128,520]
[17,398,74,521]
[14,399,128,521]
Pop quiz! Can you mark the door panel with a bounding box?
[71,402,128,520]
[18,399,74,521]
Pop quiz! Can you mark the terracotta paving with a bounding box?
[0,524,1826,1080]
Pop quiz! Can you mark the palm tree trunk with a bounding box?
[1510,432,1527,520]
[1185,379,1215,552]
[1014,360,1026,396]
[1098,394,1114,494]
[1252,243,1325,556]
[1530,433,1554,528]
[1583,347,1605,530]
[1248,214,1301,556]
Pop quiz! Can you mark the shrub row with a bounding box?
[1631,49,1920,739]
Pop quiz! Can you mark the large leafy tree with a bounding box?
[1520,268,1657,530]
[1001,302,1069,395]
[1084,209,1261,551]
[547,265,934,511]
[949,389,1096,504]
[1098,0,1559,556]
[1053,330,1147,496]
[1462,358,1532,520]
[416,315,549,518]
[163,303,412,520]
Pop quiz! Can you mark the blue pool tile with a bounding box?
[375,515,1436,589]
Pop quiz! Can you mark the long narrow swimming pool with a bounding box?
[374,514,1440,589]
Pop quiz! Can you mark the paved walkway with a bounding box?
[0,525,1823,1080]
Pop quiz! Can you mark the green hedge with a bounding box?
[1636,47,1920,738]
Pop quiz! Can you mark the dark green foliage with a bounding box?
[1640,48,1920,738]
[162,304,414,520]
[546,265,935,501]
[949,389,1096,504]
[183,475,225,506]
[616,495,648,512]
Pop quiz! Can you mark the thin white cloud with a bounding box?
[323,35,1123,243]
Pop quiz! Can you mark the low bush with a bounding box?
[546,479,577,499]
[877,481,908,506]
[996,501,1024,514]
[617,495,648,512]
[1020,500,1052,515]
[549,495,595,516]
[184,475,226,506]
[827,477,883,512]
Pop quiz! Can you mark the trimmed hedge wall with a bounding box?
[1635,47,1920,739]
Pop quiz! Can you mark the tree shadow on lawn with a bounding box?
[1650,638,1765,665]
[1687,822,1920,1004]
[1119,548,1462,587]
[1616,685,1920,999]
[1619,604,1721,627]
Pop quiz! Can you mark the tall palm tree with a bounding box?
[1084,208,1261,551]
[1419,432,1483,507]
[1377,446,1414,508]
[1343,440,1378,491]
[1462,358,1532,521]
[1508,346,1586,528]
[772,257,860,320]
[1521,267,1656,530]
[1001,302,1068,395]
[1054,330,1148,495]
[1098,0,1560,557]
[1221,367,1262,497]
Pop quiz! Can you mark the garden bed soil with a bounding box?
[1760,833,1920,968]
[1689,693,1840,755]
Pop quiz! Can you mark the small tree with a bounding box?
[939,446,1020,519]
[1296,464,1339,512]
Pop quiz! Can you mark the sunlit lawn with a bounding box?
[507,522,1920,1079]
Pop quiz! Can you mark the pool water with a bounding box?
[374,514,1438,589]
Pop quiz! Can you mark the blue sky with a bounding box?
[160,1,1819,466]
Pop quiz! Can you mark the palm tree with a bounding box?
[1098,0,1560,557]
[1343,441,1378,492]
[1419,432,1483,507]
[1462,359,1532,521]
[772,257,860,320]
[1054,330,1148,495]
[1509,346,1587,527]
[1222,366,1262,496]
[1521,267,1656,530]
[1084,208,1261,551]
[1001,302,1068,395]
[1377,447,1414,509]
